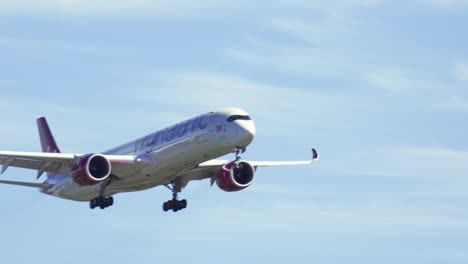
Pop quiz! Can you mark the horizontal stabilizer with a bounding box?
[0,179,51,189]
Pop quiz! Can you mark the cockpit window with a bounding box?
[227,115,251,122]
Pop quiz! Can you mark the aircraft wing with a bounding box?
[180,148,319,186]
[0,179,52,189]
[198,148,319,168]
[0,151,138,179]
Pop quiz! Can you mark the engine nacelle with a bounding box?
[71,154,112,186]
[216,160,255,192]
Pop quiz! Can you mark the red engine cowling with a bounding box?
[71,154,112,186]
[216,160,255,192]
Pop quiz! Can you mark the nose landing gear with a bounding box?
[235,147,246,161]
[234,147,246,168]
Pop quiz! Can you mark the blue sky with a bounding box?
[1,1,468,263]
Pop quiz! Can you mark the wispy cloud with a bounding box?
[249,183,314,197]
[267,13,362,46]
[364,68,437,93]
[224,33,468,115]
[270,201,468,235]
[0,0,236,18]
[274,0,384,10]
[223,40,360,77]
[0,0,386,19]
[329,145,468,179]
[0,94,172,152]
[456,63,468,82]
[130,70,363,134]
[424,0,468,10]
[0,37,131,56]
[361,65,468,114]
[152,198,468,244]
[440,97,468,111]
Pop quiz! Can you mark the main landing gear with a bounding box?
[90,196,114,209]
[162,193,187,212]
[89,178,114,210]
[161,147,246,213]
[163,181,187,212]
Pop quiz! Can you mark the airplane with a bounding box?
[0,108,318,212]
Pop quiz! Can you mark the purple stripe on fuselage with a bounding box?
[104,114,210,156]
[135,115,208,154]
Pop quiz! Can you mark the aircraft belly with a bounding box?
[46,179,100,201]
[48,131,236,201]
[107,132,232,194]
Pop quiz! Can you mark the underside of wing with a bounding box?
[249,148,319,167]
[0,151,76,177]
[179,148,319,187]
[0,179,52,189]
[198,148,319,168]
[0,151,139,179]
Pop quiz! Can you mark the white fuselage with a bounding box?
[42,108,256,201]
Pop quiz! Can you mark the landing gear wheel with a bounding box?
[162,180,188,213]
[104,197,113,207]
[90,199,97,209]
[162,198,187,213]
[89,196,114,210]
[90,177,116,210]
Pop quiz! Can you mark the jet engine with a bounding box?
[71,154,112,186]
[216,160,255,192]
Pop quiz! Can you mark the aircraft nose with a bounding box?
[238,120,256,145]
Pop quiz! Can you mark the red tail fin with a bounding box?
[37,117,61,154]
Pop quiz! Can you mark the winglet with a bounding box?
[312,148,319,161]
